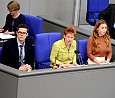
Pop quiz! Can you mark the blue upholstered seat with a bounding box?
[34,32,61,69]
[0,47,2,62]
[86,0,109,26]
[77,39,88,65]
[23,14,43,37]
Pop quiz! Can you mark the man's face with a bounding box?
[64,33,75,46]
[16,28,28,43]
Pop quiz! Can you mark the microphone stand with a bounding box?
[74,50,84,65]
[53,57,59,69]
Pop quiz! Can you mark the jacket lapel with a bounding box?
[13,38,19,61]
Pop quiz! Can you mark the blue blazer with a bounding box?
[1,38,34,69]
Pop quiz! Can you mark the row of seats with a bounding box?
[0,14,88,69]
[35,33,88,69]
[0,33,88,69]
[0,33,61,69]
[0,32,61,68]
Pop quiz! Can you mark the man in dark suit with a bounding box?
[98,4,115,39]
[1,24,34,71]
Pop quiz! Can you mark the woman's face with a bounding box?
[9,10,18,16]
[64,33,75,46]
[97,23,107,36]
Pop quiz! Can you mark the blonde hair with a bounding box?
[64,26,76,36]
[92,19,111,52]
[7,0,20,11]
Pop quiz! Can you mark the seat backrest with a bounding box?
[34,32,61,69]
[23,14,43,37]
[77,39,88,64]
[98,0,109,12]
[0,47,2,62]
[86,0,109,26]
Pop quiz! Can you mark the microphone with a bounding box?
[74,50,84,65]
[74,50,80,54]
[53,57,59,69]
[70,50,79,64]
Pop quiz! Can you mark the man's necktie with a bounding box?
[19,45,24,65]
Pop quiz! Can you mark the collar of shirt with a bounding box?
[17,38,25,47]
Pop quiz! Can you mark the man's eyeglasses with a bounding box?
[17,31,27,35]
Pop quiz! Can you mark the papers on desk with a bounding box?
[0,33,15,40]
[100,62,111,65]
[57,64,88,69]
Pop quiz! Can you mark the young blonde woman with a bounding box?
[87,19,112,65]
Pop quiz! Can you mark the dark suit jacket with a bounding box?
[1,38,34,69]
[98,4,115,30]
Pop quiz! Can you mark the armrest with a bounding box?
[86,12,97,25]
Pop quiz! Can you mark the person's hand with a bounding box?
[60,64,74,68]
[100,60,110,64]
[19,65,28,71]
[26,64,32,72]
[72,62,79,67]
[0,28,4,32]
[93,58,101,64]
[4,30,14,35]
[19,64,32,72]
[53,65,58,69]
[4,30,10,35]
[57,63,78,69]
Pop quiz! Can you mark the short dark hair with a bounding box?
[17,24,29,32]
